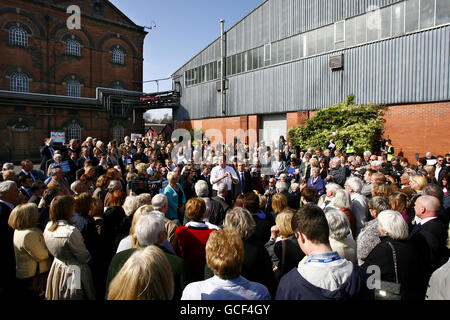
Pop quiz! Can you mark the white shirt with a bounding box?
[435,165,442,182]
[210,165,238,191]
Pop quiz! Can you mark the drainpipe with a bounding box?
[220,19,226,116]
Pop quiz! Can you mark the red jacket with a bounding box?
[175,225,215,281]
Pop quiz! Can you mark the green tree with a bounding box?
[287,95,386,155]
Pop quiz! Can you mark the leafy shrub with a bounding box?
[287,95,386,155]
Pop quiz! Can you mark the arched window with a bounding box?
[66,39,81,56]
[67,123,82,141]
[10,72,29,93]
[66,79,81,97]
[113,125,125,143]
[9,27,28,47]
[112,49,124,65]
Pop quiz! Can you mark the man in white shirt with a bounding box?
[210,155,238,202]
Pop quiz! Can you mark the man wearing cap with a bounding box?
[210,155,239,203]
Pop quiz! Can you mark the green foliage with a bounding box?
[189,128,205,145]
[288,95,386,155]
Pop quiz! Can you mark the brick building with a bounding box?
[172,0,450,161]
[0,0,148,163]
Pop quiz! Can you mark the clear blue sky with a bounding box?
[110,0,263,119]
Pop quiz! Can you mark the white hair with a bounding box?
[108,180,122,191]
[328,189,352,210]
[325,183,342,196]
[311,167,320,174]
[122,195,140,217]
[2,163,14,171]
[363,151,372,157]
[135,211,166,246]
[346,176,363,193]
[325,209,350,240]
[151,194,168,211]
[377,210,409,240]
[0,181,16,197]
[96,140,104,149]
[217,182,228,195]
[276,181,289,193]
[195,180,209,197]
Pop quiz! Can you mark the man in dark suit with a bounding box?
[233,163,252,199]
[212,183,231,213]
[77,146,98,168]
[40,137,56,172]
[18,175,33,201]
[0,181,21,298]
[409,195,449,291]
[131,145,148,165]
[76,160,95,181]
[434,156,448,187]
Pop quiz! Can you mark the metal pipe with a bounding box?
[220,19,225,116]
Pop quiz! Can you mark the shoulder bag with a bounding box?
[374,241,402,300]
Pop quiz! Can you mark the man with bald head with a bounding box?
[409,195,449,287]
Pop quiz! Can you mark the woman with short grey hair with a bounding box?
[362,210,425,300]
[325,189,356,237]
[325,209,357,263]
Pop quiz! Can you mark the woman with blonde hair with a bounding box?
[271,193,288,216]
[107,245,174,300]
[43,195,95,300]
[389,192,412,227]
[264,210,305,283]
[8,203,52,299]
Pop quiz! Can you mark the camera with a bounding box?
[127,179,162,196]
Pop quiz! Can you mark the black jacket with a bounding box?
[0,202,15,295]
[363,236,426,300]
[233,170,252,199]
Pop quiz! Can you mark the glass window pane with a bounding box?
[307,31,316,56]
[285,37,292,61]
[316,29,325,54]
[247,51,253,71]
[325,25,334,52]
[258,46,264,68]
[392,3,405,36]
[380,6,391,39]
[436,0,450,25]
[335,21,344,42]
[299,35,304,57]
[232,55,237,75]
[242,53,247,72]
[420,0,435,29]
[367,10,380,42]
[405,0,419,32]
[217,61,221,78]
[278,39,285,63]
[226,57,231,76]
[355,15,366,44]
[206,64,210,81]
[292,35,299,59]
[252,48,259,69]
[236,53,242,74]
[213,62,218,79]
[345,18,355,47]
[271,42,278,64]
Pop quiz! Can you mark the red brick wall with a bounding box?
[382,102,450,161]
[176,101,449,161]
[0,0,145,96]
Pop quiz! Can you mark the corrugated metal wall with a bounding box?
[173,0,449,121]
[175,0,403,72]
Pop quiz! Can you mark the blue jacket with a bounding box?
[163,183,186,220]
[307,176,326,196]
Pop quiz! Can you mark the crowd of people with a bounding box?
[0,133,449,300]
